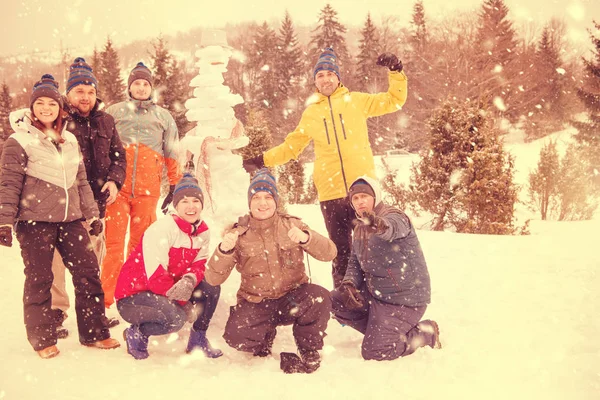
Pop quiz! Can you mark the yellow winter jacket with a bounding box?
[263,70,408,202]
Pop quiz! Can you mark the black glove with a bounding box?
[376,53,403,72]
[161,185,176,215]
[358,210,388,234]
[242,154,265,174]
[0,225,13,247]
[88,219,103,236]
[338,281,364,310]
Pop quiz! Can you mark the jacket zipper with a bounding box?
[55,142,69,221]
[387,268,402,291]
[327,97,348,193]
[338,114,347,140]
[322,119,331,145]
[130,106,140,198]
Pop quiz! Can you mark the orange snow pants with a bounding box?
[101,192,159,308]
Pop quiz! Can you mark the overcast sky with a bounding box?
[1,0,598,56]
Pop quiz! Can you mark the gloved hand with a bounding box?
[219,231,239,253]
[166,273,198,302]
[242,154,265,174]
[0,225,13,247]
[88,219,103,236]
[376,53,403,72]
[338,281,364,310]
[161,185,176,215]
[357,210,388,234]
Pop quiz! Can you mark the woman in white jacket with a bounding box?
[0,74,120,359]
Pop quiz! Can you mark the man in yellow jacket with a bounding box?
[243,47,408,288]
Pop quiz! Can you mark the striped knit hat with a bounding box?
[128,62,153,89]
[173,173,204,208]
[248,168,278,206]
[30,74,62,107]
[313,47,340,80]
[67,57,97,93]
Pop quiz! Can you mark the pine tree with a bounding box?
[274,12,305,140]
[528,140,560,220]
[0,82,13,151]
[411,98,518,234]
[472,0,520,120]
[90,47,105,97]
[309,4,351,84]
[100,38,126,106]
[277,160,305,204]
[572,21,600,181]
[524,23,571,139]
[150,35,172,94]
[555,144,598,220]
[355,14,382,91]
[410,1,428,55]
[247,22,278,109]
[237,107,273,160]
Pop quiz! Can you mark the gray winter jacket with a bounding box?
[344,176,431,307]
[0,109,99,226]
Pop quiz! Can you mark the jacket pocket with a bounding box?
[278,237,304,270]
[239,244,269,277]
[322,119,331,145]
[339,114,347,140]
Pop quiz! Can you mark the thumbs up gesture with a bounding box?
[219,231,240,253]
[288,226,309,244]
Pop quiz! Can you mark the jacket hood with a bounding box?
[349,175,383,208]
[9,108,34,133]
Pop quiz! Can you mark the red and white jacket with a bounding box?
[115,214,210,301]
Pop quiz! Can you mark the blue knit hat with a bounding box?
[313,47,340,80]
[67,57,98,93]
[128,62,153,89]
[30,74,62,107]
[173,172,204,208]
[248,168,278,206]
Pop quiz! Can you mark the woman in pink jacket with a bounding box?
[115,173,222,360]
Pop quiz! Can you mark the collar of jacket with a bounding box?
[65,98,104,121]
[247,212,278,231]
[311,84,350,105]
[10,109,67,142]
[127,94,155,110]
[171,214,208,236]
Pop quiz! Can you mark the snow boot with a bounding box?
[280,352,307,374]
[253,328,277,357]
[37,345,60,359]
[57,325,69,339]
[186,329,223,358]
[418,320,442,349]
[123,325,149,360]
[102,315,120,328]
[299,347,321,373]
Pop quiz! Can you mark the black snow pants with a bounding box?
[15,220,110,351]
[223,283,331,355]
[320,197,355,288]
[331,287,434,361]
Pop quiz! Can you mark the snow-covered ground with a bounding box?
[0,134,598,400]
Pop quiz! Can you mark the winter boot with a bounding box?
[57,325,69,339]
[123,325,149,360]
[299,347,321,373]
[418,320,442,349]
[186,329,223,358]
[280,352,307,374]
[253,328,277,357]
[37,345,60,359]
[102,315,120,328]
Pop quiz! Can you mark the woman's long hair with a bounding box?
[29,102,68,143]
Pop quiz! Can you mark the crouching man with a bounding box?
[332,177,441,361]
[205,169,337,373]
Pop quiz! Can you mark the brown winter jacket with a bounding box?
[205,213,337,303]
[0,109,99,226]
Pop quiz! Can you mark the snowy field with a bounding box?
[0,134,599,400]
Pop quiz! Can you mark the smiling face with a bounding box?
[175,196,203,223]
[351,192,375,215]
[250,191,277,221]
[67,85,97,116]
[315,70,340,97]
[129,79,152,100]
[32,97,60,129]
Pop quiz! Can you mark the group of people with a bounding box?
[0,47,440,373]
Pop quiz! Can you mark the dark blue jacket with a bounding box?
[344,177,431,307]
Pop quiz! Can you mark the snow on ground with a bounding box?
[0,133,598,400]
